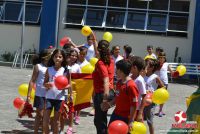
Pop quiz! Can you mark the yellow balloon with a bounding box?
[103,32,113,42]
[81,64,94,74]
[81,26,92,36]
[130,121,147,134]
[144,55,156,60]
[186,97,191,107]
[18,83,29,97]
[176,65,186,76]
[89,58,98,67]
[152,88,170,105]
[50,108,54,118]
[31,90,35,99]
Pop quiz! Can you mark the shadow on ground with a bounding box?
[1,119,40,134]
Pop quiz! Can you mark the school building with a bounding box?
[0,0,199,63]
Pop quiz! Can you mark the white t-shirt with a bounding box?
[70,63,81,73]
[77,59,89,68]
[112,55,124,77]
[158,62,169,85]
[144,73,158,92]
[134,75,146,110]
[35,63,47,97]
[84,44,95,62]
[45,66,66,100]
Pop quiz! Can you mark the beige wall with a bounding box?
[58,0,196,63]
[0,24,40,56]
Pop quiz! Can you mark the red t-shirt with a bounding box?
[114,80,139,118]
[92,58,114,93]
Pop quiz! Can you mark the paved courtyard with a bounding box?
[0,66,198,134]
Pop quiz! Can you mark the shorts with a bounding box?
[109,112,129,125]
[45,99,62,112]
[143,103,155,126]
[33,96,45,110]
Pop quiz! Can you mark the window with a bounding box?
[64,0,190,37]
[126,11,146,30]
[108,0,127,8]
[68,0,86,5]
[168,13,188,31]
[20,4,41,23]
[170,0,190,12]
[106,10,125,28]
[147,13,167,31]
[66,7,85,24]
[0,2,3,18]
[149,0,169,10]
[1,2,22,21]
[128,0,147,9]
[0,1,42,25]
[85,9,105,26]
[88,0,107,6]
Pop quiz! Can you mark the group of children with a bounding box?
[100,45,174,134]
[26,30,174,134]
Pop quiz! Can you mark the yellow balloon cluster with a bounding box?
[130,121,147,134]
[89,58,98,67]
[81,64,94,74]
[103,32,113,42]
[176,65,186,76]
[81,26,92,36]
[152,88,170,105]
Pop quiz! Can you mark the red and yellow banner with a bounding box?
[71,73,94,111]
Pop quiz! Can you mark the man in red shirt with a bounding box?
[101,60,139,131]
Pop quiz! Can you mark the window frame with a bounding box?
[64,0,190,37]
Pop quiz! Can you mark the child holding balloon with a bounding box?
[143,58,164,134]
[26,49,52,134]
[156,52,173,117]
[43,49,68,134]
[130,56,147,122]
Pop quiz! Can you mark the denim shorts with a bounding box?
[33,96,45,110]
[45,99,62,112]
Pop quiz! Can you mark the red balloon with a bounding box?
[144,93,153,106]
[60,36,70,47]
[54,75,68,90]
[172,71,179,78]
[108,120,128,134]
[13,97,25,109]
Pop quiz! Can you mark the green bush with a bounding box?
[1,51,14,62]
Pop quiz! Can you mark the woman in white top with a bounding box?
[43,49,68,134]
[157,52,173,117]
[26,49,52,134]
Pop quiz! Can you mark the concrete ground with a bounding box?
[0,66,198,134]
